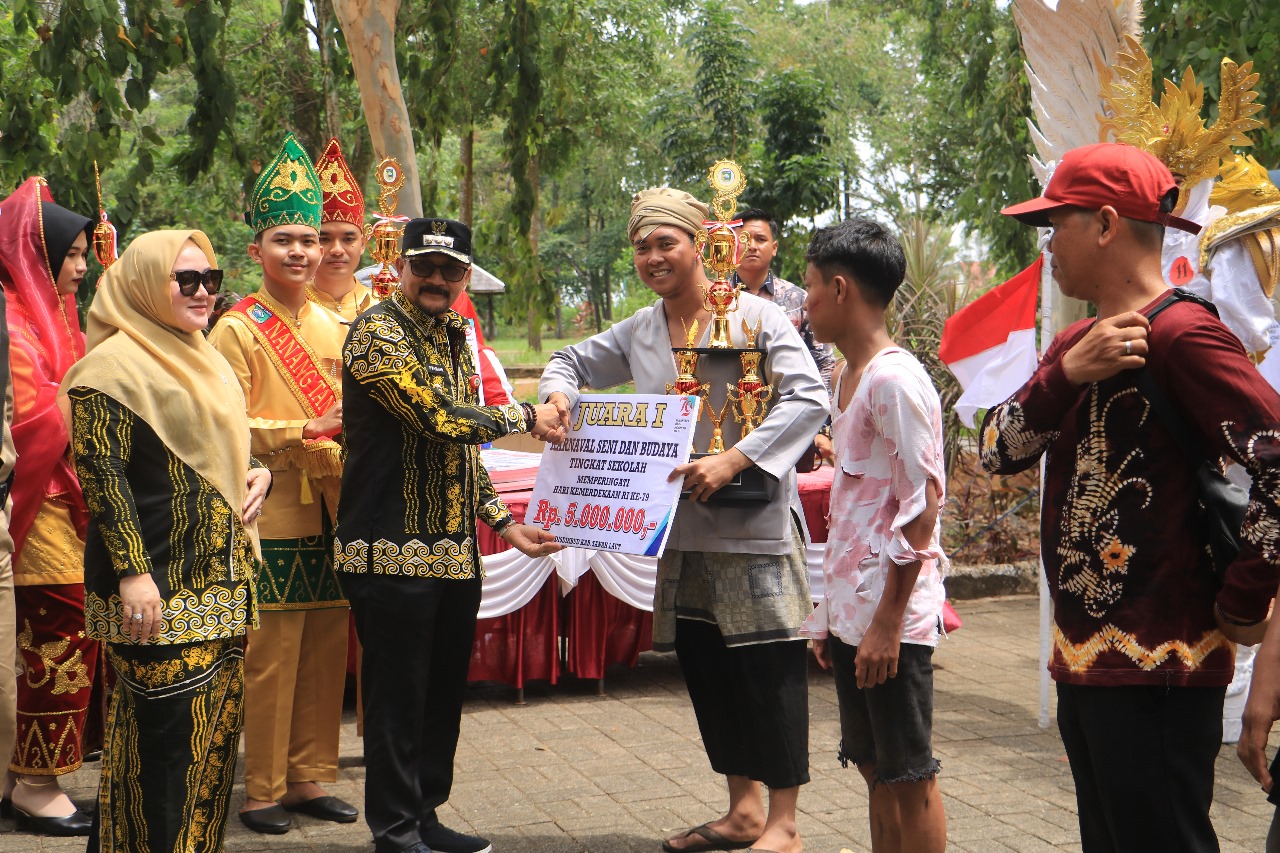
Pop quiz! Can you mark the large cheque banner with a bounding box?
[528,393,699,557]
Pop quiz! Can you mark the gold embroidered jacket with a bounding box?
[307,280,377,323]
[335,291,529,579]
[70,388,258,645]
[208,287,347,540]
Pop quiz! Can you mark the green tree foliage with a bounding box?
[652,1,758,190]
[35,0,1280,338]
[1144,1,1280,167]
[750,67,836,254]
[902,0,1038,278]
[685,1,754,161]
[1,0,231,231]
[120,0,366,287]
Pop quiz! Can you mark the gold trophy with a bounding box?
[728,319,771,436]
[703,397,732,454]
[672,159,774,502]
[697,160,749,348]
[92,162,117,272]
[667,319,709,398]
[365,157,406,299]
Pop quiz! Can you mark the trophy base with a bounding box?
[686,346,766,356]
[685,453,777,505]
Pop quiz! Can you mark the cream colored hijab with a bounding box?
[61,230,256,543]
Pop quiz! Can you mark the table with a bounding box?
[466,466,835,691]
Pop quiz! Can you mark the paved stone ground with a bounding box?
[3,594,1277,852]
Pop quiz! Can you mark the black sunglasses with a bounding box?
[171,269,224,296]
[407,256,469,282]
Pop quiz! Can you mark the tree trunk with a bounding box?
[284,20,321,150]
[591,271,603,332]
[842,161,852,220]
[422,136,442,213]
[313,0,342,142]
[330,0,422,217]
[600,211,612,322]
[459,125,474,228]
[525,153,542,352]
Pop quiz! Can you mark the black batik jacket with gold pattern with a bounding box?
[335,291,529,579]
[69,388,259,645]
[980,296,1280,688]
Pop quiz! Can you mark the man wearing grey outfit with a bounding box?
[540,187,826,853]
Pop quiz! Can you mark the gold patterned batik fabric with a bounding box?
[335,293,527,579]
[15,498,84,585]
[99,639,244,853]
[69,389,256,645]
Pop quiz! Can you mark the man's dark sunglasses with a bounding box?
[407,257,469,282]
[171,269,225,296]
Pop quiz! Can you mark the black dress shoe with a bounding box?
[238,804,293,834]
[0,798,12,819]
[420,823,492,853]
[12,804,93,836]
[281,795,358,823]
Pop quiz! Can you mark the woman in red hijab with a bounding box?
[0,177,96,835]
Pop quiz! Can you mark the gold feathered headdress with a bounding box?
[1212,153,1280,213]
[1097,34,1265,210]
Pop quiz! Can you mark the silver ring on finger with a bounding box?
[132,613,144,621]
[1125,339,1132,356]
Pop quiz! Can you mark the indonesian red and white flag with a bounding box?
[939,257,1041,427]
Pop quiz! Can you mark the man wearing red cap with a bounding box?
[981,142,1280,852]
[312,138,377,321]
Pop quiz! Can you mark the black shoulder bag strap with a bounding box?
[1132,292,1198,456]
[1132,290,1245,577]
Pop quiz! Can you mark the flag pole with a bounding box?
[1037,238,1054,730]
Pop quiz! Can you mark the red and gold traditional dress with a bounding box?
[0,177,97,780]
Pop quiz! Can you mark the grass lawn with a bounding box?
[487,335,580,367]
[487,333,638,401]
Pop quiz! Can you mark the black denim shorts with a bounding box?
[830,636,941,784]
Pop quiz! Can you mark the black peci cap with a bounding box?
[402,218,472,264]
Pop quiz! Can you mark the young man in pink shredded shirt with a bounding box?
[799,218,948,853]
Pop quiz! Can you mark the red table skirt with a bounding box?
[469,577,560,688]
[563,571,654,681]
[467,512,559,687]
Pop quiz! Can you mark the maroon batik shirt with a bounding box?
[980,293,1280,687]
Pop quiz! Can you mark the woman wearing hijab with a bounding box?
[0,177,97,834]
[61,230,271,853]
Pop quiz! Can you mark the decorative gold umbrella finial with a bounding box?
[92,161,118,271]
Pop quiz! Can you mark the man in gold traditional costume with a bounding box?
[209,132,357,835]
